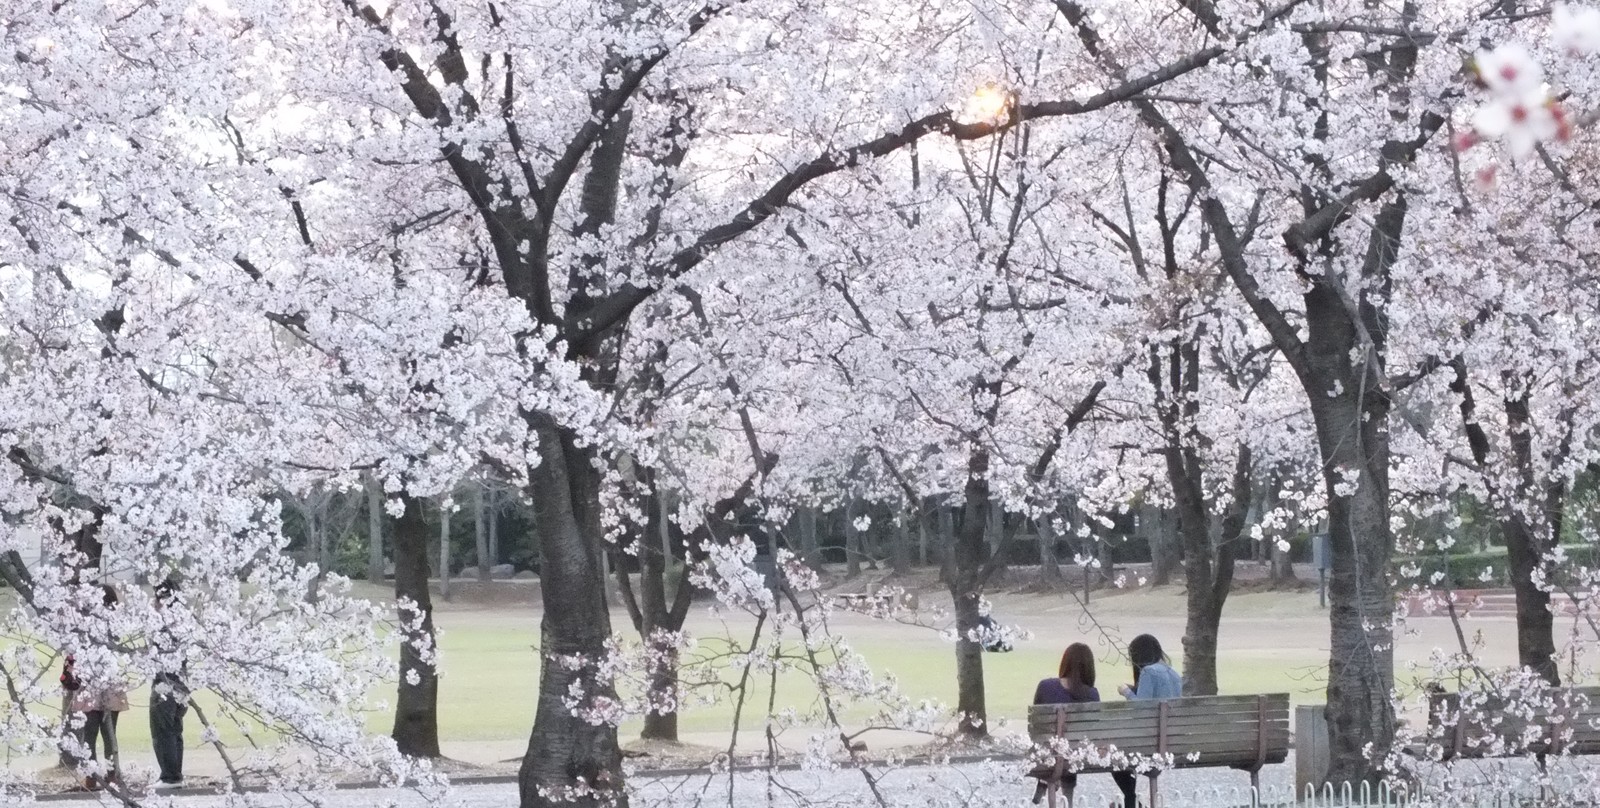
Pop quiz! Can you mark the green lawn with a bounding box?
[2,585,1510,755]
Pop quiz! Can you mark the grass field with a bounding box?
[2,577,1535,764]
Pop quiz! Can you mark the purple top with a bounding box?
[1033,678,1100,705]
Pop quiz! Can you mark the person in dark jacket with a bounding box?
[149,577,189,790]
[1030,642,1099,804]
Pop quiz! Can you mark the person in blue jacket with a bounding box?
[1110,634,1182,807]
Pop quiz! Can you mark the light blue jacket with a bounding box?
[1131,662,1182,700]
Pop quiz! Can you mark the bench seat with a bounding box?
[1027,693,1290,808]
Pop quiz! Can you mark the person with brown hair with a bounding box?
[1030,642,1100,804]
[71,584,128,791]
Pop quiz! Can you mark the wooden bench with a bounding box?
[1425,685,1600,761]
[1028,693,1290,808]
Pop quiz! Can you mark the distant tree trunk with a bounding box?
[392,493,441,758]
[799,507,818,565]
[438,501,452,602]
[1037,511,1063,586]
[917,499,930,566]
[1263,475,1297,585]
[984,507,1008,583]
[891,513,911,576]
[367,476,385,583]
[1146,505,1181,587]
[845,501,862,577]
[936,504,955,573]
[475,484,491,582]
[488,488,500,568]
[1453,368,1561,685]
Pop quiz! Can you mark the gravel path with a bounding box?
[85,755,1295,807]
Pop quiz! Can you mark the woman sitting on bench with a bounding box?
[1110,634,1182,808]
[1030,642,1099,804]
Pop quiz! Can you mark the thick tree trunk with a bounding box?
[392,493,441,758]
[520,422,625,808]
[950,585,986,738]
[1305,283,1397,789]
[1504,519,1558,682]
[638,657,679,741]
[367,476,385,583]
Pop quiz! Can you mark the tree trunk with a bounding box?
[367,476,385,583]
[476,484,492,582]
[519,422,625,808]
[1037,512,1062,586]
[917,499,930,566]
[488,488,500,569]
[1455,381,1562,684]
[1146,506,1180,587]
[392,493,441,758]
[1304,278,1398,789]
[799,507,818,566]
[844,501,862,577]
[438,501,452,602]
[891,513,911,576]
[946,446,993,740]
[937,504,954,573]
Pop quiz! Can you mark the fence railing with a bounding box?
[1153,781,1411,807]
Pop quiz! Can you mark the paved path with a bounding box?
[50,756,1295,807]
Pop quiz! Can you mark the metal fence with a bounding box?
[1150,781,1412,807]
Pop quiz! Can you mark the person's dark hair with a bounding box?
[1058,643,1096,691]
[1128,634,1166,687]
[100,584,119,608]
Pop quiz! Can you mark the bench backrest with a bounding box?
[1027,693,1290,770]
[1430,685,1600,758]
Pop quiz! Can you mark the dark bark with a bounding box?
[1148,329,1252,696]
[946,450,992,739]
[1450,364,1562,684]
[488,488,500,568]
[1037,510,1063,586]
[475,485,492,582]
[1303,245,1400,787]
[845,501,863,577]
[367,476,385,583]
[391,493,441,758]
[891,515,912,576]
[520,422,626,808]
[1142,505,1178,587]
[437,503,452,602]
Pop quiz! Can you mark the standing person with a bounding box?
[74,585,128,790]
[1110,634,1182,808]
[149,577,188,789]
[1030,642,1100,804]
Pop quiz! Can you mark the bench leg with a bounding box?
[1146,771,1160,808]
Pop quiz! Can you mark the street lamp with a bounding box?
[962,83,1017,125]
